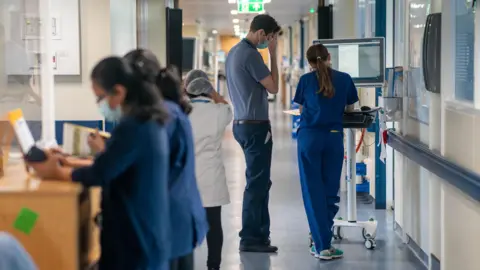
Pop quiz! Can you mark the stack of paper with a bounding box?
[283,109,300,116]
[62,123,110,157]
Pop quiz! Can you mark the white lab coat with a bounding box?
[189,97,233,207]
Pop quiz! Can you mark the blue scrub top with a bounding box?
[72,116,171,270]
[164,101,208,259]
[294,70,359,131]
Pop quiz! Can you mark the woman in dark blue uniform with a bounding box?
[124,49,209,270]
[294,44,359,260]
[29,56,171,270]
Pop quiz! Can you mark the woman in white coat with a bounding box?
[186,74,232,270]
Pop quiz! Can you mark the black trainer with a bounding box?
[239,244,278,253]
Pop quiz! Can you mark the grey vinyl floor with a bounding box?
[193,104,426,270]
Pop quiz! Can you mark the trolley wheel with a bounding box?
[364,238,376,250]
[362,228,375,240]
[332,226,344,240]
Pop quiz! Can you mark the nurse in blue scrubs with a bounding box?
[294,44,359,260]
[29,56,171,270]
[124,49,209,270]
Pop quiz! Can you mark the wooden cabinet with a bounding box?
[0,163,99,270]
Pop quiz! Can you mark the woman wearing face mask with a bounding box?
[124,49,209,270]
[294,44,359,260]
[28,56,171,270]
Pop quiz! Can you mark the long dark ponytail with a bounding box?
[124,49,193,115]
[90,56,168,124]
[306,44,334,98]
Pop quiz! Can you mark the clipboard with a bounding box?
[7,109,47,164]
[0,117,15,177]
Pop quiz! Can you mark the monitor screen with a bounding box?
[312,38,385,86]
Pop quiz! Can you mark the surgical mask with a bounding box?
[257,40,269,49]
[99,99,122,122]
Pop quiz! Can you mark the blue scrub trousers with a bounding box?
[297,129,344,252]
[233,122,272,245]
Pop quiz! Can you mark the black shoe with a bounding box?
[208,268,219,270]
[239,243,278,253]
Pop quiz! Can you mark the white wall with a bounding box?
[57,0,166,121]
[54,0,112,121]
[110,0,137,56]
[332,0,357,38]
[440,2,480,268]
[393,0,480,269]
[393,0,434,259]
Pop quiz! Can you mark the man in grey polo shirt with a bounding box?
[225,14,280,253]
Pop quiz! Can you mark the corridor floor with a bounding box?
[193,106,426,270]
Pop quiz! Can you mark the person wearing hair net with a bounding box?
[0,232,37,270]
[184,69,209,90]
[187,77,232,270]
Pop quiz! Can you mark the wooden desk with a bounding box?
[0,162,100,270]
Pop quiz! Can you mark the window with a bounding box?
[406,0,431,124]
[0,2,43,141]
[454,0,475,102]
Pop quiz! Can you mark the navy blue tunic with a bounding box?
[164,101,208,259]
[72,116,171,270]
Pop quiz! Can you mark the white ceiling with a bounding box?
[180,0,316,35]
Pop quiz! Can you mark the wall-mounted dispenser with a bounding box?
[422,13,441,93]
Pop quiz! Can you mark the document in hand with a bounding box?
[62,123,110,157]
[283,109,300,116]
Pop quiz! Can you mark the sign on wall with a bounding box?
[237,0,265,13]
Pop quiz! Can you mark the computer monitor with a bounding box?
[312,38,385,87]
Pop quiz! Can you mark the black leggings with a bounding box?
[206,206,223,269]
[170,252,194,270]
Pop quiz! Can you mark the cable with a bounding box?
[355,128,366,153]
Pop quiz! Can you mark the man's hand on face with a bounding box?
[268,34,278,53]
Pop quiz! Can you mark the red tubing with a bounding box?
[344,128,367,159]
[355,128,366,153]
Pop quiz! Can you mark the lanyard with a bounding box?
[190,99,211,103]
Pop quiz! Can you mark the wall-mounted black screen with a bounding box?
[182,38,195,72]
[166,8,183,76]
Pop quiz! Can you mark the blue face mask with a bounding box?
[99,99,122,122]
[257,40,269,49]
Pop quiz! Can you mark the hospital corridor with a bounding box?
[192,105,425,270]
[0,0,480,269]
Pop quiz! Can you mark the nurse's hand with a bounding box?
[27,150,64,180]
[88,130,105,153]
[209,91,228,104]
[59,156,93,169]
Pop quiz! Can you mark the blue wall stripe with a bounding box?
[299,20,305,69]
[375,0,387,209]
[104,121,116,133]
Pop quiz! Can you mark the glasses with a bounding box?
[96,95,106,103]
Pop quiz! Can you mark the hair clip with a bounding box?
[137,61,144,68]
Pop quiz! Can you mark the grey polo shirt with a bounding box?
[225,39,271,121]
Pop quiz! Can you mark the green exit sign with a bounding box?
[237,2,265,13]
